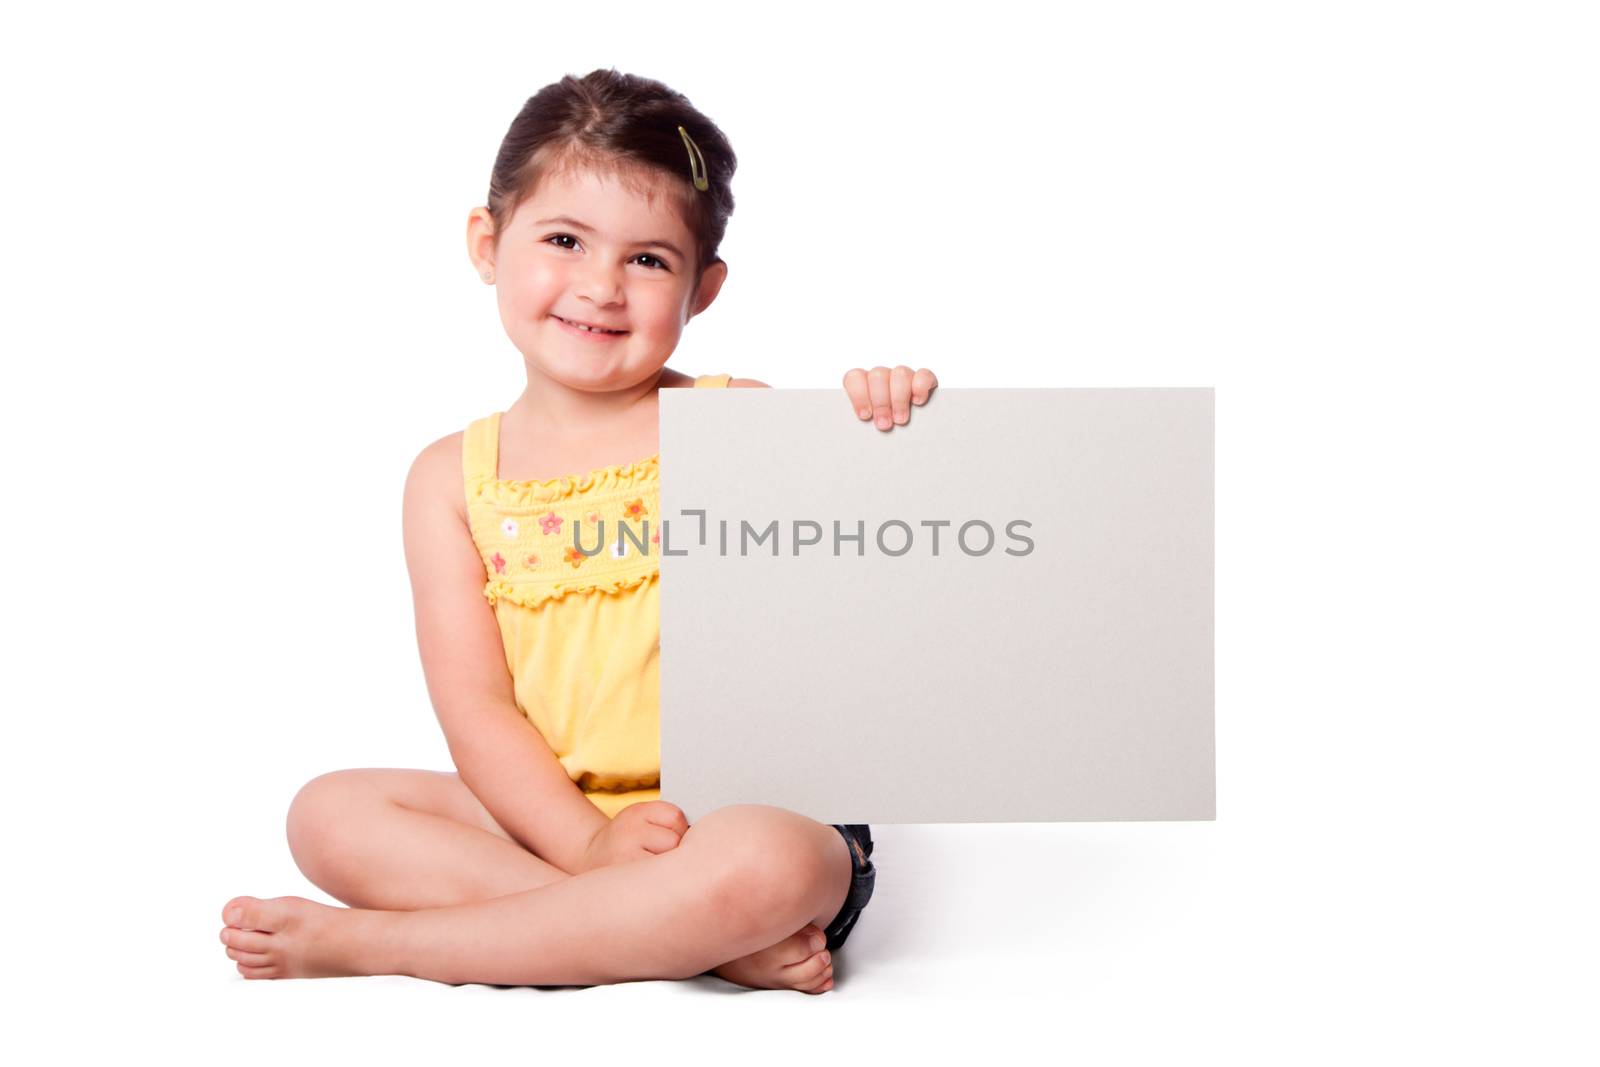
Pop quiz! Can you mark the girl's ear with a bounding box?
[466,207,497,280]
[688,259,729,320]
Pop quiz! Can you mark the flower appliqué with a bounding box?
[651,527,661,545]
[623,498,647,520]
[500,517,519,539]
[538,511,563,536]
[523,553,540,568]
[491,552,507,574]
[585,510,602,524]
[563,545,587,569]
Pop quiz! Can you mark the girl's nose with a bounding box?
[574,263,625,305]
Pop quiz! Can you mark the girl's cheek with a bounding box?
[504,285,547,319]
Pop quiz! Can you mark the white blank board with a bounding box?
[658,388,1214,825]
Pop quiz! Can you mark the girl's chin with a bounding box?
[529,357,667,390]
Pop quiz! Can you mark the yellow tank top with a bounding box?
[460,373,732,818]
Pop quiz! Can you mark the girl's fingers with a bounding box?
[842,368,873,420]
[645,801,689,836]
[847,365,935,429]
[890,365,913,424]
[866,367,893,430]
[645,824,684,853]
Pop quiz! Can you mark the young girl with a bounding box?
[218,69,937,993]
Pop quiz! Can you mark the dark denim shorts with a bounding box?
[822,824,876,951]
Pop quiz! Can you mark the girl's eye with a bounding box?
[544,234,669,271]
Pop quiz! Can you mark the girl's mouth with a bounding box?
[553,315,629,341]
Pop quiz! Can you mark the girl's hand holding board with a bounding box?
[842,365,939,431]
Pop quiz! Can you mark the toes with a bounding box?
[786,949,831,982]
[222,895,261,928]
[236,962,279,980]
[220,927,272,953]
[226,947,272,967]
[224,894,299,932]
[778,925,825,965]
[801,966,836,993]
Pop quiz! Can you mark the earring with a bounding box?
[482,271,494,282]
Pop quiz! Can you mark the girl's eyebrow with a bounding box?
[533,215,685,260]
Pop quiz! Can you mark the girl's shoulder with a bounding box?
[405,427,473,526]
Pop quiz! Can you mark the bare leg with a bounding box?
[269,769,837,990]
[282,769,569,909]
[223,801,853,987]
[227,777,857,991]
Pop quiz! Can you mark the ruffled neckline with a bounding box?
[483,568,658,611]
[485,452,660,493]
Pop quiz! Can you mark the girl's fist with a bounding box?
[576,800,689,873]
[842,365,938,431]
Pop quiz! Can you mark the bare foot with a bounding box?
[710,922,835,993]
[219,895,375,980]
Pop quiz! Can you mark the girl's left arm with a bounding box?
[729,365,939,433]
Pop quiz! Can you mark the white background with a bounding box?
[3,0,1595,1062]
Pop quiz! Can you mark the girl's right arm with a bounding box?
[400,433,610,874]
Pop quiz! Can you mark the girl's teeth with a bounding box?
[564,318,623,334]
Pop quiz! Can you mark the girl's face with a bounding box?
[470,166,726,393]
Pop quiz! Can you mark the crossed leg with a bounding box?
[218,768,851,991]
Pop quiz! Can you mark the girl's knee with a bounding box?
[284,770,375,861]
[686,804,839,916]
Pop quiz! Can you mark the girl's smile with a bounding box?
[552,314,630,340]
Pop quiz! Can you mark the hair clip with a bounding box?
[678,125,709,191]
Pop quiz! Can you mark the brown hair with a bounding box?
[485,69,737,286]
